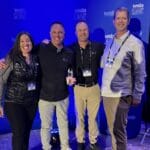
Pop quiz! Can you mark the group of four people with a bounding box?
[0,7,146,150]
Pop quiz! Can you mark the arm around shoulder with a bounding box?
[0,58,13,109]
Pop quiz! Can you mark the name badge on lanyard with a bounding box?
[106,33,131,69]
[82,69,92,77]
[105,58,113,68]
[27,82,36,91]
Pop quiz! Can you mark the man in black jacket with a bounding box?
[70,21,104,150]
[37,22,73,150]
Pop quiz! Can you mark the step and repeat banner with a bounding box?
[0,0,85,57]
[0,0,150,137]
[85,0,150,138]
[86,0,150,44]
[0,0,150,56]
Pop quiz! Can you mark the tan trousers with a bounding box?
[103,96,131,150]
[74,84,101,144]
[103,97,120,150]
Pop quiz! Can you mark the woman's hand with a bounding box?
[0,58,7,69]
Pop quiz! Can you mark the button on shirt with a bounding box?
[101,31,146,100]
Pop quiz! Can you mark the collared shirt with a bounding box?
[70,41,104,84]
[101,31,146,100]
[37,42,74,101]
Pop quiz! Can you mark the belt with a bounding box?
[77,82,97,87]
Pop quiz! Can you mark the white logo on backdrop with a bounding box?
[104,10,114,17]
[132,3,144,15]
[74,8,87,20]
[13,8,26,20]
[105,34,114,39]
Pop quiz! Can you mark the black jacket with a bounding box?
[37,42,74,101]
[5,54,40,104]
[70,41,104,84]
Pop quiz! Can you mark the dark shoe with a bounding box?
[77,142,85,150]
[89,143,100,150]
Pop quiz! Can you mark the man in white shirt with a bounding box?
[101,7,146,150]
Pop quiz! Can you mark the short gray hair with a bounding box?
[113,7,130,21]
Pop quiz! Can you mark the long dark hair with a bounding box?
[8,32,34,60]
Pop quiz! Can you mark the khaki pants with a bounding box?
[103,96,131,150]
[74,84,101,144]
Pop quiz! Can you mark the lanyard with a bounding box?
[107,33,130,64]
[80,42,92,68]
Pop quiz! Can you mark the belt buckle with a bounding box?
[85,83,92,87]
[81,83,86,87]
[90,82,96,87]
[77,82,96,87]
[85,84,89,87]
[77,83,86,87]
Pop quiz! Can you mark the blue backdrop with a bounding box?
[0,0,149,55]
[0,0,150,138]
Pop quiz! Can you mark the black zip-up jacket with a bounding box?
[70,41,104,84]
[37,42,74,102]
[4,54,40,104]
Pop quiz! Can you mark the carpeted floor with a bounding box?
[0,127,150,150]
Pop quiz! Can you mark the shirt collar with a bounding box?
[115,31,130,41]
[50,41,64,53]
[78,41,91,50]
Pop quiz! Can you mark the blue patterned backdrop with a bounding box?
[0,0,150,137]
[0,0,149,56]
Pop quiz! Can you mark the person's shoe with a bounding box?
[77,142,85,150]
[89,142,100,150]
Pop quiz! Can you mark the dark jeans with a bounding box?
[113,96,132,150]
[4,102,38,150]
